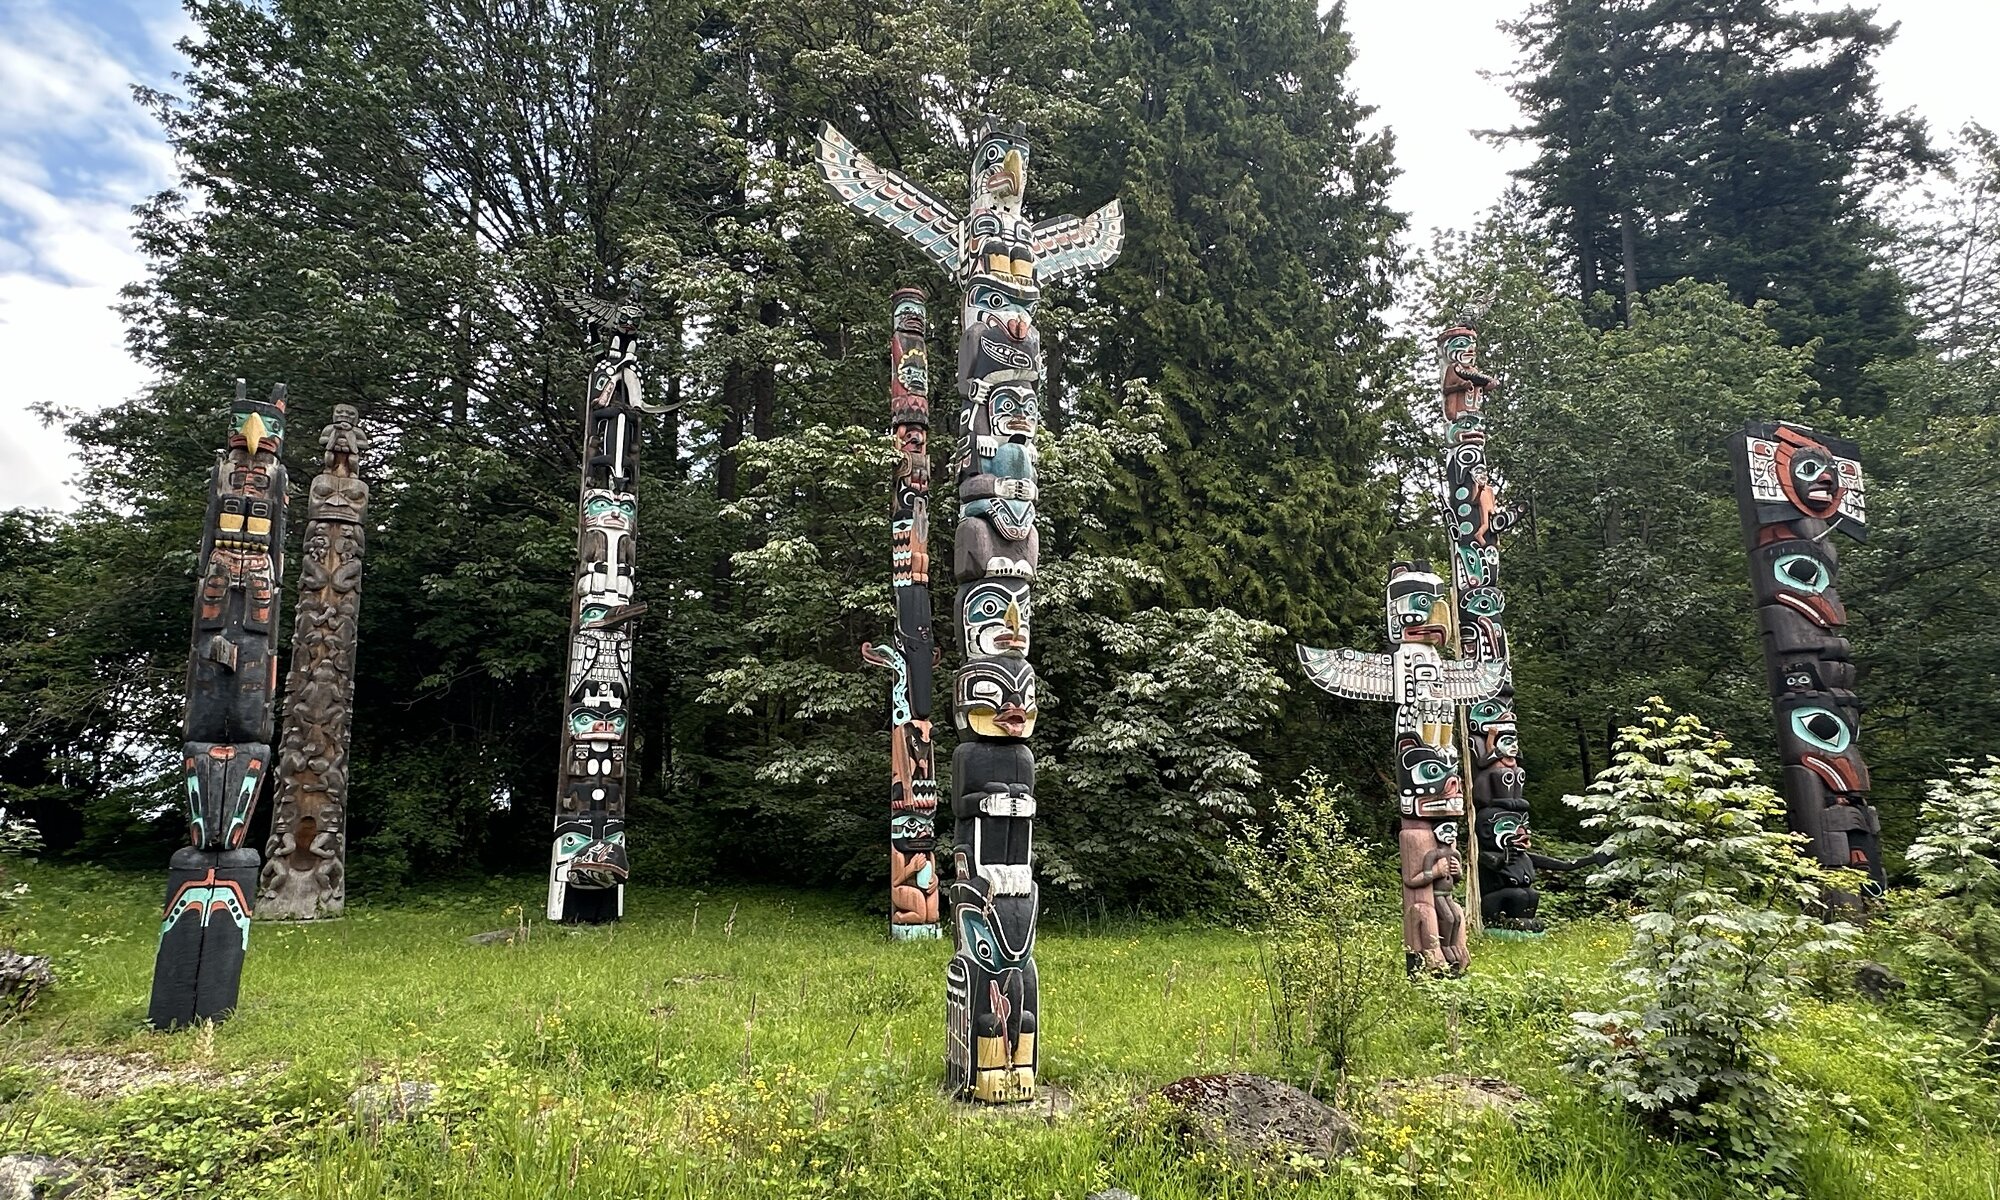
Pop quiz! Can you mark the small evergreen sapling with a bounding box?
[1564,701,1854,1177]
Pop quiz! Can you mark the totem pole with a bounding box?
[149,380,288,1029]
[261,405,369,920]
[548,289,668,924]
[1436,325,1578,932]
[817,118,1123,1102]
[1299,563,1505,975]
[1728,421,1883,898]
[862,288,943,940]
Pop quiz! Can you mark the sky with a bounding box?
[0,1,1994,512]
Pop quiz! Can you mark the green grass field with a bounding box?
[2,862,1995,1199]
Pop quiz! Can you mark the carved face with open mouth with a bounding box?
[955,656,1038,739]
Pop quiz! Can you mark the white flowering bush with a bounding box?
[1563,701,1854,1178]
[1890,759,2000,1050]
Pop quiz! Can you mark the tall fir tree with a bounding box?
[1501,0,1932,409]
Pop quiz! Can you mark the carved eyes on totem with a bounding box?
[890,813,934,840]
[1434,821,1459,846]
[583,494,636,525]
[964,912,1000,970]
[1771,553,1830,594]
[568,710,628,737]
[961,582,1031,656]
[990,386,1041,437]
[1461,589,1504,617]
[1790,706,1852,753]
[555,832,591,857]
[1468,699,1507,725]
[1401,743,1453,787]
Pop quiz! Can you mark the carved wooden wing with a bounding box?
[1437,658,1509,703]
[816,123,963,275]
[1030,200,1125,285]
[558,286,637,329]
[1297,645,1396,702]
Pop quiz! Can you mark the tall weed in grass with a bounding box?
[1227,771,1400,1080]
[1887,758,2000,1052]
[1564,701,1855,1182]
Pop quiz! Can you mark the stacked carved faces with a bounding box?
[1732,420,1880,888]
[881,287,942,938]
[1385,562,1463,819]
[550,311,646,922]
[946,119,1045,1106]
[151,381,290,1030]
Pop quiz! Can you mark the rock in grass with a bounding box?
[1086,1190,1142,1200]
[464,929,520,947]
[1157,1073,1355,1167]
[1369,1074,1531,1120]
[349,1081,439,1125]
[0,1154,86,1199]
[1855,960,1907,1002]
[0,950,53,1015]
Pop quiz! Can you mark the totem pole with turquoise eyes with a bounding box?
[862,288,944,941]
[818,117,1123,1102]
[1299,562,1506,975]
[149,380,289,1029]
[548,288,671,924]
[1729,421,1882,900]
[1437,326,1562,933]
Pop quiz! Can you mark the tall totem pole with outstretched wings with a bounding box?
[817,118,1123,1102]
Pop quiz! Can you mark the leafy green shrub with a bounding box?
[0,808,41,935]
[1227,771,1400,1078]
[1563,701,1854,1179]
[1886,758,2000,1050]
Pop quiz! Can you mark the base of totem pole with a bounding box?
[555,887,621,925]
[943,1081,1075,1118]
[890,923,943,941]
[1484,928,1545,941]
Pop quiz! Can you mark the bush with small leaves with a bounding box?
[1563,700,1855,1179]
[1227,771,1400,1078]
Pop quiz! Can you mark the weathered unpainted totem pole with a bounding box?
[149,381,288,1029]
[548,289,666,924]
[1728,421,1883,898]
[261,405,369,920]
[817,117,1123,1102]
[862,288,944,940]
[1299,564,1505,975]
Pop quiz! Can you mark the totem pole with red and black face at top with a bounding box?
[1730,420,1882,901]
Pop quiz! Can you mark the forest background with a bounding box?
[2,0,1997,914]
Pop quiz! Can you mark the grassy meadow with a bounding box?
[1,862,1995,1199]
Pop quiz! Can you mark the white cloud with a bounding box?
[0,0,184,511]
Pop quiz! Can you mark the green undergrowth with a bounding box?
[2,863,1995,1198]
